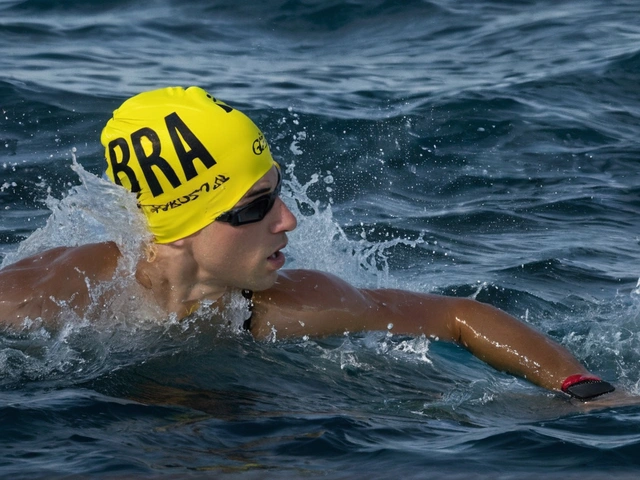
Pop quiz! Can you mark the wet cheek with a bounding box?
[222,232,262,262]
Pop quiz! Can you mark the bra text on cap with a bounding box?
[106,112,217,197]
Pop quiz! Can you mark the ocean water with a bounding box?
[1,0,640,478]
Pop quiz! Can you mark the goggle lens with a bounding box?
[216,171,282,226]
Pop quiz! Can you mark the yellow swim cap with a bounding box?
[101,86,276,243]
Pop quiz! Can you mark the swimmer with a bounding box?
[0,86,619,403]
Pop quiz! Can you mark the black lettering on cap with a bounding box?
[131,127,182,197]
[107,137,141,193]
[252,134,267,155]
[165,112,217,181]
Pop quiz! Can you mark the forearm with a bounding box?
[259,272,595,393]
[445,298,590,390]
[365,290,591,391]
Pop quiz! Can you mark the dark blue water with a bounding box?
[1,0,640,477]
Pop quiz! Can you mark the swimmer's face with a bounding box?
[186,166,297,292]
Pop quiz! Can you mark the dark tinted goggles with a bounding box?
[216,171,282,226]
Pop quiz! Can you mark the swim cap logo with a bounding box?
[252,134,267,155]
[147,174,229,214]
[107,112,217,197]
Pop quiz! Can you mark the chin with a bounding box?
[247,272,279,292]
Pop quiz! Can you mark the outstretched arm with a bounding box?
[252,269,596,393]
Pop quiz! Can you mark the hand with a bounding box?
[573,388,640,411]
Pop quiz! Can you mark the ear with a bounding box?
[147,238,191,263]
[167,225,203,249]
[164,235,196,254]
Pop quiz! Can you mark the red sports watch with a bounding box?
[561,374,615,401]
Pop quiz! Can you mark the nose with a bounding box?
[271,197,297,233]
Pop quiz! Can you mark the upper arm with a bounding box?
[250,269,458,341]
[250,270,593,391]
[0,242,120,327]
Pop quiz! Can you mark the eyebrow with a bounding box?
[242,171,280,202]
[243,185,272,201]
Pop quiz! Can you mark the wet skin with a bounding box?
[0,167,618,397]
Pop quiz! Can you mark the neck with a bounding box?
[134,242,226,318]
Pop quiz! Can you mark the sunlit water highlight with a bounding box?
[1,0,640,477]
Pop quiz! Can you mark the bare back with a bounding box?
[0,242,120,329]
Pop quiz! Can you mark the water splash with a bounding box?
[0,147,422,385]
[282,161,424,289]
[1,151,150,272]
[632,277,640,299]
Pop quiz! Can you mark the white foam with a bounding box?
[282,161,423,289]
[0,148,423,383]
[1,154,150,272]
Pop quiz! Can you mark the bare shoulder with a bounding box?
[256,269,369,306]
[249,269,465,341]
[250,269,370,339]
[2,241,120,278]
[0,242,121,328]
